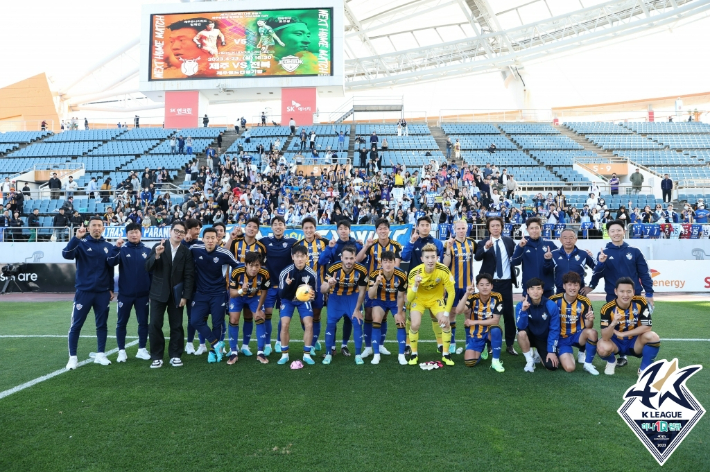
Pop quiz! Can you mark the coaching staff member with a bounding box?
[145,221,195,368]
[474,216,519,356]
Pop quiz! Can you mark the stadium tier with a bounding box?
[7,142,103,157]
[448,135,517,150]
[509,135,583,150]
[0,130,52,143]
[44,129,126,142]
[355,124,431,135]
[563,122,632,134]
[440,123,500,134]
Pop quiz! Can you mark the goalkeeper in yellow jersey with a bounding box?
[407,243,456,366]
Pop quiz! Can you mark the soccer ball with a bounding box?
[296,285,313,302]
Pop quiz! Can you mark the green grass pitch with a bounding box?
[0,300,708,471]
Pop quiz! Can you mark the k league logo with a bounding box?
[618,359,705,465]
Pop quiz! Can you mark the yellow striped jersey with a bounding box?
[229,237,267,264]
[464,292,503,339]
[229,266,271,298]
[549,293,592,338]
[326,262,369,296]
[447,238,477,289]
[600,296,651,340]
[368,268,408,302]
[364,239,403,273]
[294,237,327,282]
[408,263,456,312]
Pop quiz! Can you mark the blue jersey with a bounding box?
[695,208,709,223]
[107,241,151,297]
[400,234,444,272]
[318,237,364,269]
[278,264,318,301]
[511,237,558,293]
[515,297,560,352]
[261,235,298,281]
[62,235,114,292]
[189,244,239,295]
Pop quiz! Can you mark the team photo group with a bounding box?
[63,209,660,376]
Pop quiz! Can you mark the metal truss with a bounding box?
[344,0,710,89]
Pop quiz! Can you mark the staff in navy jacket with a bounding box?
[474,216,518,355]
[399,215,443,270]
[511,217,557,298]
[515,278,560,372]
[107,222,152,364]
[544,228,595,293]
[63,216,118,371]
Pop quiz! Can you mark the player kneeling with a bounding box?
[597,277,660,376]
[228,252,270,365]
[550,272,599,375]
[515,278,560,373]
[276,245,319,366]
[455,273,505,372]
[367,251,408,365]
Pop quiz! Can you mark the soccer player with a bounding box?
[442,219,477,355]
[193,20,225,56]
[545,229,595,294]
[321,245,369,365]
[367,250,407,365]
[107,222,151,363]
[182,218,206,355]
[407,243,456,366]
[63,217,117,370]
[276,245,319,365]
[515,278,560,373]
[587,219,654,368]
[318,219,364,357]
[455,274,505,372]
[188,227,239,363]
[227,252,270,365]
[294,217,327,353]
[597,277,661,376]
[549,272,599,375]
[511,217,558,298]
[357,218,402,359]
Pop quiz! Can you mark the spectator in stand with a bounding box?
[486,143,497,154]
[170,137,177,154]
[661,173,673,203]
[630,168,644,194]
[48,173,62,200]
[309,130,317,150]
[9,211,23,241]
[53,207,70,241]
[445,137,452,160]
[381,137,388,151]
[134,115,140,128]
[28,208,40,242]
[370,131,379,148]
[289,117,296,136]
[178,135,185,154]
[186,137,193,155]
[203,114,209,127]
[454,139,461,159]
[100,178,112,203]
[609,173,620,196]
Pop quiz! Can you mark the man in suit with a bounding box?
[145,221,195,368]
[475,216,518,356]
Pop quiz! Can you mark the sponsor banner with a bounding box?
[149,8,333,80]
[101,226,173,240]
[0,263,76,293]
[281,87,316,126]
[165,91,200,128]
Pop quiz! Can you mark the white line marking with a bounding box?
[0,340,139,401]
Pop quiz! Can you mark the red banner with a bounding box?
[165,91,200,128]
[648,110,655,122]
[281,88,316,126]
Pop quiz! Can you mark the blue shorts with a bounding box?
[465,334,488,353]
[229,296,260,315]
[327,293,360,322]
[371,300,398,315]
[280,299,313,319]
[364,294,374,309]
[264,287,281,311]
[612,336,642,357]
[558,331,584,355]
[312,291,324,310]
[452,287,468,308]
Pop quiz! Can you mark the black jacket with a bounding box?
[28,214,41,227]
[145,241,195,303]
[475,235,518,286]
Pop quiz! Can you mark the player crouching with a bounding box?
[597,277,661,376]
[549,272,599,375]
[515,278,560,373]
[455,274,505,372]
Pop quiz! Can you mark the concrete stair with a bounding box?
[556,125,617,161]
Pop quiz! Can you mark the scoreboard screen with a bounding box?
[149,8,333,81]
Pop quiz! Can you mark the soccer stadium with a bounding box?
[1,0,709,470]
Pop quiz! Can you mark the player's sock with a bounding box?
[523,350,534,363]
[353,318,363,355]
[405,318,411,347]
[364,319,372,348]
[490,326,502,360]
[640,342,660,371]
[409,329,419,355]
[465,358,480,367]
[441,329,452,355]
[450,321,457,347]
[198,333,206,345]
[397,325,407,354]
[276,319,282,343]
[381,320,388,345]
[601,353,615,364]
[325,321,337,354]
[228,323,239,353]
[281,345,289,353]
[312,320,321,346]
[342,316,352,347]
[431,319,443,345]
[372,322,381,355]
[242,319,253,346]
[585,340,597,364]
[264,313,273,345]
[256,320,266,352]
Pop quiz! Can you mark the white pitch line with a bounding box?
[0,340,139,401]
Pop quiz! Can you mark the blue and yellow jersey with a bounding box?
[229,265,271,298]
[600,296,651,340]
[229,237,267,264]
[365,239,403,273]
[464,292,503,339]
[447,238,477,289]
[326,262,369,296]
[368,268,407,302]
[408,262,456,312]
[295,237,327,282]
[549,293,592,338]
